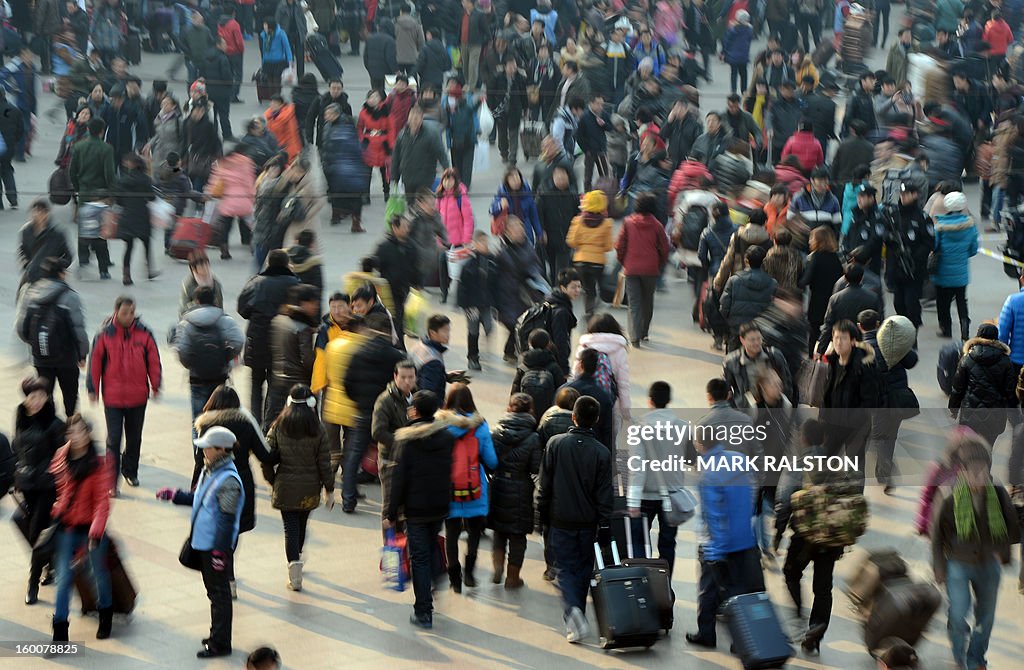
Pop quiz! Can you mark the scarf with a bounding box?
[68,446,98,481]
[953,474,1008,541]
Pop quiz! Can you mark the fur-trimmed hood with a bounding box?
[436,410,485,437]
[394,416,451,442]
[851,340,876,365]
[934,212,975,231]
[963,336,1011,356]
[194,407,260,434]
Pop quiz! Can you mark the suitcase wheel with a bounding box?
[600,637,611,649]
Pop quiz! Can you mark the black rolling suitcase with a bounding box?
[590,541,661,650]
[615,516,674,632]
[75,536,137,615]
[722,592,793,670]
[306,33,344,81]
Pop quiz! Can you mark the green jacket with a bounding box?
[69,136,115,203]
[183,25,215,63]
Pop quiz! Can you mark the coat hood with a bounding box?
[850,340,876,366]
[578,332,629,354]
[877,315,917,368]
[964,337,1011,363]
[437,410,485,437]
[287,245,323,273]
[492,411,538,445]
[183,305,227,328]
[394,416,451,444]
[24,278,70,305]
[522,347,558,368]
[580,211,608,228]
[546,289,574,311]
[738,222,769,245]
[194,407,259,434]
[935,212,975,231]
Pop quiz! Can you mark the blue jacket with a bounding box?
[999,287,1024,365]
[632,42,666,76]
[261,27,292,64]
[410,335,447,399]
[175,457,244,553]
[697,444,757,561]
[790,185,842,232]
[442,411,498,519]
[490,182,542,245]
[722,24,753,66]
[931,213,978,288]
[840,180,869,236]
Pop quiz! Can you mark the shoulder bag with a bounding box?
[179,470,234,571]
[643,438,697,527]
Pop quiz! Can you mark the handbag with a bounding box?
[797,358,829,407]
[490,209,508,236]
[210,178,225,199]
[99,206,120,240]
[48,166,73,205]
[179,470,232,571]
[927,236,941,275]
[644,440,697,526]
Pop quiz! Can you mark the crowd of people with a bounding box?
[3,0,1024,667]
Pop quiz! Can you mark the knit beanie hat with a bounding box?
[877,315,916,368]
[580,190,608,213]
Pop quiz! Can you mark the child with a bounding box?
[436,168,475,302]
[456,231,498,371]
[521,85,547,162]
[606,114,631,181]
[511,328,566,416]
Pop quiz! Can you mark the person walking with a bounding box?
[275,0,307,77]
[17,200,72,289]
[386,390,455,628]
[262,384,335,591]
[489,393,543,589]
[208,143,257,258]
[932,438,1019,670]
[266,284,320,428]
[537,395,614,643]
[391,105,450,197]
[371,360,417,531]
[567,191,614,324]
[438,384,498,593]
[932,192,979,341]
[169,285,245,424]
[203,37,236,140]
[799,227,845,354]
[49,414,116,643]
[87,296,162,493]
[949,323,1018,448]
[113,153,156,286]
[259,19,293,99]
[15,258,89,417]
[69,118,115,279]
[616,192,670,346]
[0,88,24,208]
[155,426,244,658]
[13,376,65,605]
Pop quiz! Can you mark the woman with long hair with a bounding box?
[55,105,91,168]
[49,414,116,642]
[490,166,542,246]
[13,376,65,605]
[357,89,392,201]
[261,384,335,591]
[799,226,844,355]
[573,313,632,426]
[438,384,498,593]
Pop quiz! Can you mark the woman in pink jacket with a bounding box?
[572,313,632,427]
[207,145,257,259]
[435,168,475,247]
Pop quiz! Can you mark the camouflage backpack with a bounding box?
[790,483,869,548]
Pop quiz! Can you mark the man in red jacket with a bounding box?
[218,7,246,103]
[87,296,162,493]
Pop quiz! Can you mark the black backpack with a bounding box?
[680,205,709,251]
[181,320,227,381]
[24,288,71,365]
[514,302,553,355]
[519,366,556,414]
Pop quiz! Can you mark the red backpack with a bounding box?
[451,431,482,502]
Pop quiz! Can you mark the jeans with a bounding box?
[625,275,657,343]
[200,549,233,650]
[729,64,748,94]
[583,152,609,192]
[492,531,528,566]
[54,527,111,622]
[464,307,493,359]
[105,404,147,482]
[36,365,80,417]
[753,486,775,553]
[407,519,444,618]
[946,558,1001,670]
[78,237,111,272]
[191,381,223,426]
[550,526,596,616]
[445,516,485,585]
[783,534,840,636]
[0,156,17,205]
[893,279,924,328]
[264,383,290,432]
[281,510,311,562]
[341,416,371,508]
[249,364,271,428]
[325,421,344,476]
[496,113,521,163]
[574,262,604,322]
[629,499,680,577]
[935,285,970,339]
[696,545,765,642]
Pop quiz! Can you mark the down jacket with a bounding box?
[237,266,300,370]
[437,183,475,247]
[49,444,113,540]
[821,341,881,427]
[567,212,614,265]
[12,400,64,492]
[998,287,1024,365]
[440,411,499,519]
[714,223,771,293]
[949,337,1018,413]
[270,307,317,389]
[15,278,90,369]
[931,212,979,288]
[720,268,778,330]
[357,102,393,168]
[573,332,632,414]
[616,212,670,277]
[262,424,333,512]
[87,316,162,408]
[207,152,256,218]
[195,407,273,533]
[488,411,543,535]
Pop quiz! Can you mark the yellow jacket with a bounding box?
[311,316,348,393]
[566,215,614,264]
[342,271,395,314]
[321,330,368,427]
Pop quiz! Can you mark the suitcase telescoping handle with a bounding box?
[593,541,622,570]
[622,514,654,560]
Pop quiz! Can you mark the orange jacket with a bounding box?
[264,103,302,162]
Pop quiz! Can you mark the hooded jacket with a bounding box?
[489,411,543,535]
[573,332,631,412]
[714,223,771,293]
[287,245,324,300]
[15,278,89,368]
[12,400,64,492]
[263,423,333,512]
[319,330,367,430]
[168,305,245,383]
[566,212,614,265]
[270,306,317,388]
[264,103,302,162]
[87,316,162,408]
[698,215,738,278]
[781,131,824,173]
[616,212,670,277]
[395,13,425,64]
[720,267,778,330]
[821,341,881,421]
[237,266,300,369]
[949,337,1018,412]
[441,411,499,519]
[387,417,455,522]
[546,289,578,377]
[932,212,979,288]
[537,426,614,530]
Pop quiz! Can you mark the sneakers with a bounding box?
[564,606,589,643]
[467,357,481,371]
[409,612,432,629]
[543,567,556,582]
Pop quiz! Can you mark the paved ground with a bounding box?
[0,12,1023,670]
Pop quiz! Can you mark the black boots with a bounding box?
[960,318,971,342]
[463,555,477,588]
[96,606,113,639]
[52,618,69,642]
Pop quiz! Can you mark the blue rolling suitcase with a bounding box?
[722,592,792,670]
[590,542,661,651]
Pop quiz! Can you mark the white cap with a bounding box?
[943,191,967,212]
[194,426,237,450]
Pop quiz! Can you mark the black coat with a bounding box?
[799,250,844,325]
[817,284,883,353]
[511,347,567,409]
[414,38,452,89]
[536,185,578,256]
[663,112,702,168]
[0,98,24,151]
[576,108,611,154]
[495,238,543,325]
[884,202,934,284]
[363,32,398,80]
[203,49,235,102]
[489,412,542,535]
[194,407,275,533]
[237,266,300,369]
[843,90,877,135]
[343,335,405,412]
[537,426,614,529]
[387,418,455,522]
[114,168,155,240]
[305,91,353,146]
[562,376,615,450]
[18,222,72,286]
[375,233,419,308]
[546,288,577,377]
[456,252,498,310]
[949,337,1018,412]
[821,341,881,425]
[720,268,778,330]
[12,401,63,492]
[802,92,837,147]
[831,136,874,187]
[102,101,149,162]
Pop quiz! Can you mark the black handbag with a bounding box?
[926,236,941,275]
[179,533,201,571]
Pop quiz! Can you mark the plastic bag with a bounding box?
[381,528,409,592]
[478,102,494,137]
[384,193,406,224]
[473,138,489,174]
[404,288,428,338]
[446,245,473,282]
[281,65,297,87]
[149,198,175,230]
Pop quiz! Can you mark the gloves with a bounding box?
[211,550,227,573]
[155,487,177,501]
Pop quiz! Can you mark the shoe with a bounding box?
[565,606,588,643]
[883,484,894,495]
[196,644,232,658]
[96,606,113,639]
[123,275,134,286]
[342,505,355,513]
[468,357,481,371]
[504,564,524,589]
[492,550,505,584]
[287,560,303,591]
[351,220,366,233]
[9,202,17,208]
[148,270,161,281]
[52,618,69,642]
[801,623,826,654]
[409,613,432,629]
[685,632,716,648]
[503,353,518,365]
[232,97,244,103]
[543,567,556,582]
[40,566,55,586]
[100,271,111,280]
[229,580,237,600]
[221,251,232,260]
[125,475,140,487]
[463,556,477,587]
[26,580,38,605]
[631,340,640,348]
